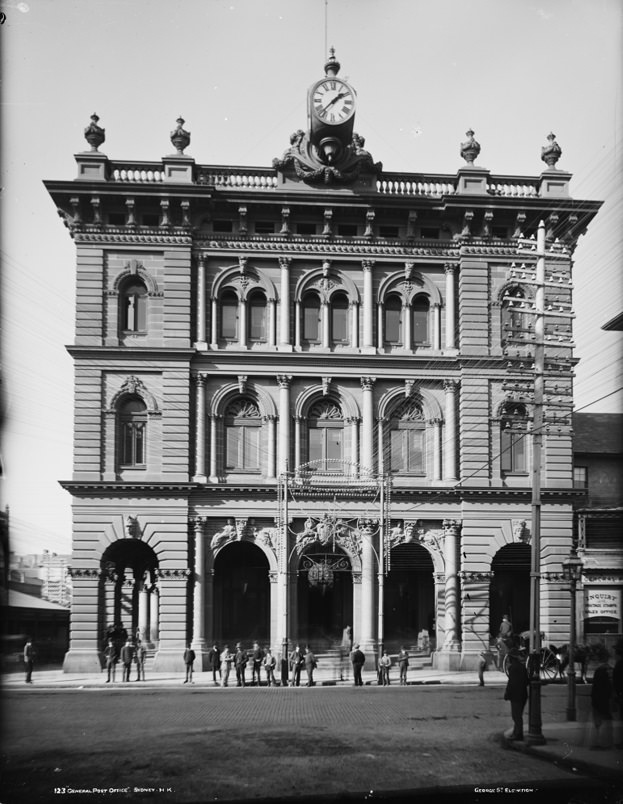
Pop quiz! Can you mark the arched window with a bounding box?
[330,292,349,345]
[500,402,528,474]
[302,293,321,343]
[119,396,147,467]
[388,399,426,474]
[220,290,239,340]
[225,398,261,472]
[384,294,402,345]
[412,296,430,345]
[121,279,147,332]
[308,400,343,471]
[501,287,527,345]
[248,291,267,342]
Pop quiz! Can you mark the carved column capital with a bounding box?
[361,376,376,391]
[276,374,292,388]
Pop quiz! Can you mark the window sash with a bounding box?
[249,299,267,341]
[220,299,238,339]
[226,424,260,471]
[331,303,348,343]
[121,421,145,466]
[308,425,343,470]
[390,428,424,473]
[123,292,147,331]
[303,300,320,342]
[501,428,527,473]
[412,305,428,344]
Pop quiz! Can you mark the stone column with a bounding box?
[294,416,302,473]
[294,300,301,350]
[437,519,461,669]
[62,568,102,673]
[403,302,412,351]
[279,257,292,349]
[377,302,384,349]
[359,520,377,659]
[191,518,208,668]
[268,298,277,347]
[152,568,191,672]
[210,297,218,348]
[193,373,207,483]
[361,377,376,475]
[209,415,220,482]
[138,577,150,642]
[239,298,247,348]
[350,418,359,475]
[350,301,359,349]
[432,418,442,481]
[321,300,330,349]
[277,375,292,474]
[433,304,441,350]
[443,379,458,481]
[266,415,276,479]
[196,254,207,347]
[362,260,375,351]
[149,587,159,644]
[377,417,385,475]
[445,264,456,349]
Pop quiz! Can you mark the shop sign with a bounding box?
[585,589,621,620]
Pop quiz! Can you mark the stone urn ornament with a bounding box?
[541,132,562,168]
[84,113,105,151]
[170,116,191,154]
[460,129,481,165]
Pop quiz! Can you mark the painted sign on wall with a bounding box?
[585,589,621,621]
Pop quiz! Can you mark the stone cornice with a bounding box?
[71,228,192,245]
[60,481,197,496]
[66,346,195,361]
[195,237,459,259]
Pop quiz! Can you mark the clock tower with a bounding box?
[273,49,382,186]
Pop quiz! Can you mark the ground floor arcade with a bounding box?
[63,487,583,673]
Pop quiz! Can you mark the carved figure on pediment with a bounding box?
[254,527,277,550]
[336,530,362,559]
[235,519,248,540]
[211,519,236,550]
[388,523,404,549]
[418,528,442,555]
[303,517,315,536]
[512,519,530,544]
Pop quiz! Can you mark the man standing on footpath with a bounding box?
[183,643,196,684]
[351,644,365,687]
[251,642,264,686]
[120,639,134,683]
[235,643,248,687]
[208,643,221,686]
[504,650,529,740]
[23,637,35,684]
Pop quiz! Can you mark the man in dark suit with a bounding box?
[351,644,365,687]
[235,643,248,687]
[120,639,134,682]
[183,644,196,683]
[208,643,221,686]
[504,650,529,740]
[104,639,118,682]
[23,638,35,684]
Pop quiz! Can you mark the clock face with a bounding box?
[311,79,356,124]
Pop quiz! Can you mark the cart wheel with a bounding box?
[539,646,560,681]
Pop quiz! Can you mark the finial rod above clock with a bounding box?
[324,47,340,77]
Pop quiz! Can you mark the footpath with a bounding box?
[3,665,622,782]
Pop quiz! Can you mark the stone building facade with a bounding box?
[45,56,602,673]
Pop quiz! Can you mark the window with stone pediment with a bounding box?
[500,402,528,474]
[220,289,239,340]
[120,278,147,333]
[225,398,261,472]
[307,400,343,471]
[248,290,267,342]
[388,399,426,475]
[119,396,147,467]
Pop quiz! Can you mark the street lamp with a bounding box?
[562,550,583,721]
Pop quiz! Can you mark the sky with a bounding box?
[1,0,621,556]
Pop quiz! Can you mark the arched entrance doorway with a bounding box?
[100,538,159,649]
[384,543,435,650]
[297,543,353,650]
[489,543,531,637]
[213,541,270,645]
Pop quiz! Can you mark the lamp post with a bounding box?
[562,550,583,721]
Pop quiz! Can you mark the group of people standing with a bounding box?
[183,641,280,687]
[104,636,147,683]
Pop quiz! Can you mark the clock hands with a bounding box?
[322,91,348,112]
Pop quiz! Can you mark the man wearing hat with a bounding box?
[504,650,529,740]
[234,643,248,687]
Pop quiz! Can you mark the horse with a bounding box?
[552,643,592,683]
